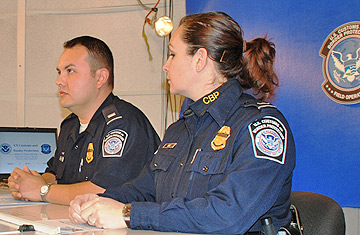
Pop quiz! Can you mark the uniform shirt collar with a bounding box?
[187,78,243,126]
[81,92,115,136]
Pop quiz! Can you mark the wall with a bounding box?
[1,0,359,233]
[186,0,359,234]
[0,0,186,136]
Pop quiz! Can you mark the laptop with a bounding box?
[0,127,57,182]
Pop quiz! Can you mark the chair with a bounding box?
[290,191,346,235]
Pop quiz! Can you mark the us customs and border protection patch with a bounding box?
[102,129,128,157]
[248,116,287,164]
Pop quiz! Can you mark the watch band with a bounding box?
[122,203,131,228]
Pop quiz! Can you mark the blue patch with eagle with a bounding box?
[1,143,12,154]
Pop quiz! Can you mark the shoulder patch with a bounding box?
[248,116,287,164]
[102,129,128,157]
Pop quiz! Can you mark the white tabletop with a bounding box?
[0,189,198,235]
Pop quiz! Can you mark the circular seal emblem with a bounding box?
[1,143,12,154]
[255,129,283,157]
[320,21,360,104]
[41,144,52,154]
[104,137,122,154]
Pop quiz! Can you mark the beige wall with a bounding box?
[0,0,186,137]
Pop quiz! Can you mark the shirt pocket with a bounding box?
[186,150,229,198]
[150,150,176,172]
[189,150,228,175]
[150,150,177,190]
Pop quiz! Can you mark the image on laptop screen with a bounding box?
[0,127,57,180]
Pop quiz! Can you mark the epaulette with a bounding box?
[60,113,77,127]
[243,101,277,110]
[182,108,194,118]
[102,104,123,126]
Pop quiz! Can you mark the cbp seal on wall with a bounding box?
[0,143,12,154]
[320,21,360,104]
[102,129,128,157]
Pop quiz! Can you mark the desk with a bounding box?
[0,193,197,235]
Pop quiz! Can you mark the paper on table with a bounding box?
[0,219,19,234]
[0,211,59,234]
[0,203,128,234]
[0,213,103,234]
[41,219,104,234]
[0,194,47,207]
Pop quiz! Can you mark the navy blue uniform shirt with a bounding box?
[103,79,296,234]
[46,93,160,189]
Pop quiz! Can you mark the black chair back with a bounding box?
[290,191,345,235]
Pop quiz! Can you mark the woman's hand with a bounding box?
[69,193,98,224]
[69,194,127,229]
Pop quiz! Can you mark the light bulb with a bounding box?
[154,16,173,37]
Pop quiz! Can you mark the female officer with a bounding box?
[69,11,296,234]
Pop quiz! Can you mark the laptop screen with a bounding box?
[0,127,57,181]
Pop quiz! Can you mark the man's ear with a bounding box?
[194,47,208,72]
[95,68,110,88]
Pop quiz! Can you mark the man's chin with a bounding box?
[59,101,72,109]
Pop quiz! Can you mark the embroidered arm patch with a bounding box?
[102,129,128,157]
[248,116,287,164]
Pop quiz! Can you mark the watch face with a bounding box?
[40,185,48,194]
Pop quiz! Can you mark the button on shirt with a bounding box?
[46,93,161,189]
[103,79,296,234]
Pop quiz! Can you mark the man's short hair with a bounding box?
[64,36,114,89]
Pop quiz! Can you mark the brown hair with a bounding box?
[179,11,278,100]
[64,36,114,89]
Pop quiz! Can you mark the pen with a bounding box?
[191,148,201,164]
[79,158,83,172]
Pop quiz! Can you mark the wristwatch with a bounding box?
[122,203,131,228]
[40,183,52,202]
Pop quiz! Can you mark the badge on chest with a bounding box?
[86,143,94,163]
[211,126,231,151]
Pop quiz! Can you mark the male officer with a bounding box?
[8,36,160,205]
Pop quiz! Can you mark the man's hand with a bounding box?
[7,168,22,200]
[7,166,46,201]
[69,194,127,229]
